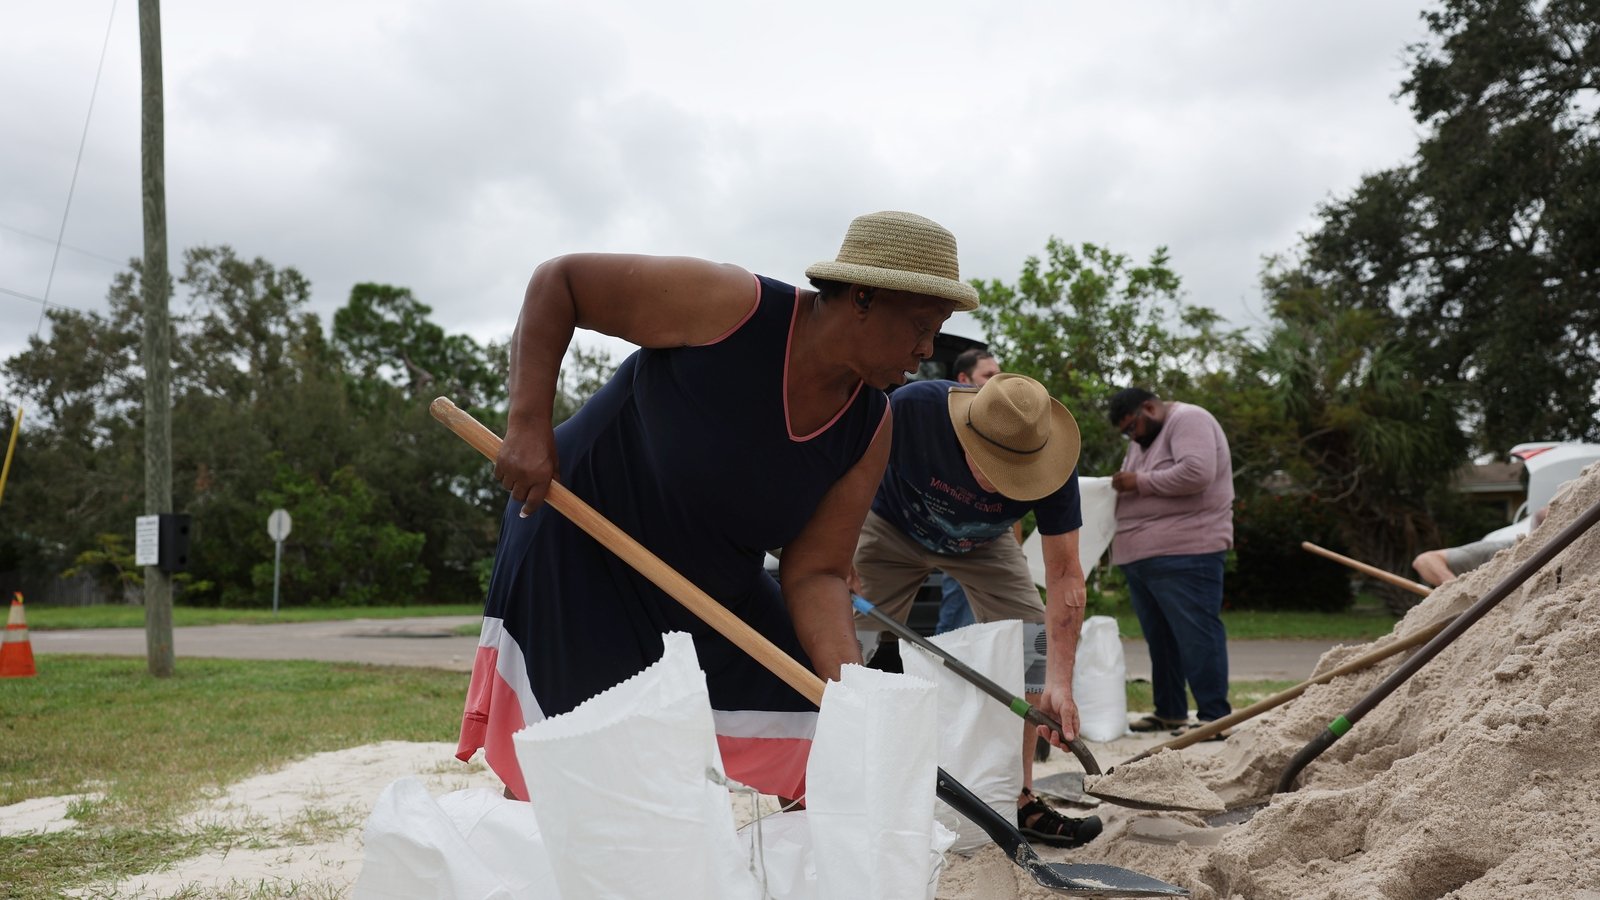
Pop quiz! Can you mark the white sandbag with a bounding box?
[1022,475,1118,585]
[1073,615,1128,742]
[737,809,817,899]
[434,788,555,897]
[808,664,947,899]
[733,666,958,900]
[353,777,545,900]
[512,632,760,900]
[902,620,1023,853]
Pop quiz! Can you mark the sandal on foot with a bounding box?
[1181,721,1233,742]
[1128,714,1189,733]
[1017,790,1102,849]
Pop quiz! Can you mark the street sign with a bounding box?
[135,515,160,566]
[267,508,291,615]
[267,509,292,542]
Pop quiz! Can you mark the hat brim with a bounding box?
[948,387,1081,502]
[805,260,979,312]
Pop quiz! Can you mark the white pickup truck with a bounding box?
[1482,441,1600,542]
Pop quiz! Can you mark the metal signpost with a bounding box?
[267,509,291,615]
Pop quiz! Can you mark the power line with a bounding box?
[41,0,121,334]
[0,286,87,315]
[0,222,127,267]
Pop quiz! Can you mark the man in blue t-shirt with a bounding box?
[936,347,1002,633]
[852,373,1098,848]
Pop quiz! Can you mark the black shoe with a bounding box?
[1128,714,1189,733]
[1018,789,1102,848]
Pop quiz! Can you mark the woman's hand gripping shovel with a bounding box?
[851,594,1218,815]
[431,398,1187,899]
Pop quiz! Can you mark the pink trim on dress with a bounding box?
[784,284,865,442]
[456,645,531,799]
[717,735,811,800]
[459,642,812,801]
[694,273,762,347]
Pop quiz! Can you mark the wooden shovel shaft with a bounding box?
[1301,541,1432,597]
[428,397,825,705]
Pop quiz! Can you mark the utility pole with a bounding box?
[139,0,174,676]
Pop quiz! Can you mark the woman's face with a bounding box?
[855,290,955,389]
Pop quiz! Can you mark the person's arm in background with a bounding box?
[497,254,756,517]
[1132,412,1221,497]
[777,408,893,681]
[1035,529,1085,745]
[1412,549,1457,587]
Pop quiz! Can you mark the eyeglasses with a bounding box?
[1117,413,1140,439]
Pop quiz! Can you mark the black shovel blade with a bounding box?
[1033,771,1096,806]
[937,769,1188,897]
[1014,846,1190,897]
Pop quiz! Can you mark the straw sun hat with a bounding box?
[949,373,1080,501]
[806,211,980,311]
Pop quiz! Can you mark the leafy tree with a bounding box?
[0,247,523,606]
[333,283,508,413]
[970,239,1249,475]
[1300,0,1600,453]
[59,533,143,604]
[252,464,427,606]
[1246,260,1470,609]
[1,285,147,581]
[57,532,214,604]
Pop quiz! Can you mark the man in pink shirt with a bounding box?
[1107,388,1234,733]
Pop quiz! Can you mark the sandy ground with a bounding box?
[13,743,505,898]
[6,725,1215,898]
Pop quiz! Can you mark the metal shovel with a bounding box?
[431,398,1188,899]
[852,593,1218,814]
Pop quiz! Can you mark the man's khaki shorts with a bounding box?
[854,511,1049,691]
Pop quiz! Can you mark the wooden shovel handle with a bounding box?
[1301,541,1432,597]
[1125,613,1455,761]
[429,397,825,706]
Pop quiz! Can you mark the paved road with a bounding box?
[31,616,1347,681]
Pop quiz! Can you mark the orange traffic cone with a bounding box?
[2,591,36,678]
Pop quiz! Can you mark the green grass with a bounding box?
[1126,678,1301,714]
[0,656,470,900]
[1095,592,1399,642]
[24,603,481,631]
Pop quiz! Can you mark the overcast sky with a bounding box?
[3,0,1435,404]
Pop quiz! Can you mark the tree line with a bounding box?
[0,247,611,607]
[2,0,1595,609]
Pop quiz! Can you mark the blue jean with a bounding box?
[1120,552,1231,723]
[935,572,976,634]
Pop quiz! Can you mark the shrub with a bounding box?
[1229,491,1350,612]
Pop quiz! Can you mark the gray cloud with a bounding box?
[2,0,1435,401]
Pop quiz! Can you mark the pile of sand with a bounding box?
[956,462,1600,900]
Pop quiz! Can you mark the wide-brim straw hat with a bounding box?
[949,373,1080,502]
[806,211,980,311]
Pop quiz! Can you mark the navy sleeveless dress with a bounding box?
[457,275,888,800]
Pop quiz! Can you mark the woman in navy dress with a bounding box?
[456,211,980,800]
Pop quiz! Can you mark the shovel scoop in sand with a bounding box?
[1082,750,1228,815]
